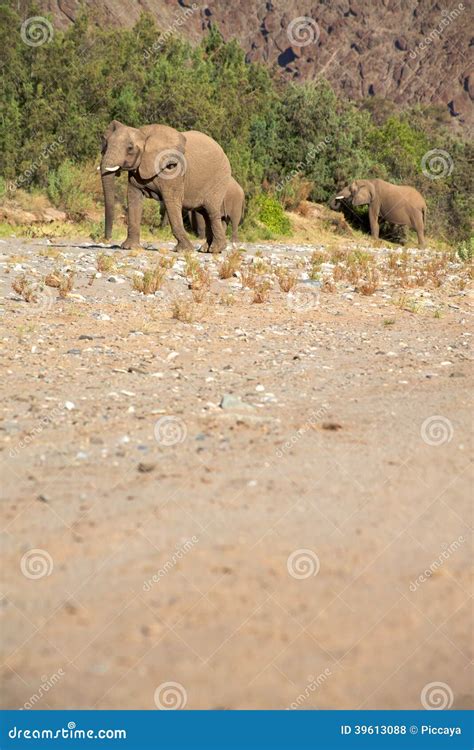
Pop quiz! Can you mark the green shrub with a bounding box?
[47,160,95,220]
[457,238,473,263]
[254,194,291,235]
[142,200,164,232]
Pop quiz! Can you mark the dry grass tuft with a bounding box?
[240,266,257,289]
[12,275,37,302]
[219,292,236,306]
[45,270,74,297]
[171,297,194,322]
[185,256,211,303]
[357,268,379,296]
[132,256,174,295]
[252,258,272,275]
[132,267,166,295]
[275,267,297,293]
[96,253,116,273]
[218,249,242,279]
[310,250,327,278]
[252,278,272,303]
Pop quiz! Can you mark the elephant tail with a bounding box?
[422,204,427,229]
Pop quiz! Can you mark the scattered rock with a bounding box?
[321,422,342,431]
[220,393,255,411]
[137,462,157,473]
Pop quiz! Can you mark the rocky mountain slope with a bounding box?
[38,0,473,128]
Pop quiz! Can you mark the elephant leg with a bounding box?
[122,182,144,249]
[413,213,425,249]
[368,205,380,240]
[205,204,227,253]
[197,210,212,253]
[195,211,207,240]
[160,202,169,228]
[228,214,239,244]
[163,199,194,253]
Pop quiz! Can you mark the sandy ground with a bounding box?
[0,236,472,711]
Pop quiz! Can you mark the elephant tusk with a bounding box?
[335,195,345,200]
[104,166,121,172]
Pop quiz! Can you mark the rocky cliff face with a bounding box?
[39,0,473,128]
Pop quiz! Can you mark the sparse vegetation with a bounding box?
[357,268,379,296]
[96,253,116,273]
[44,269,75,297]
[252,278,272,303]
[188,265,211,303]
[171,297,194,322]
[132,263,169,294]
[457,239,473,263]
[275,267,297,293]
[12,275,38,302]
[218,250,242,279]
[240,266,257,289]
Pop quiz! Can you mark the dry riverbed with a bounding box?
[0,236,472,710]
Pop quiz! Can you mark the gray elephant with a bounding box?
[330,179,427,248]
[100,120,231,253]
[192,177,245,248]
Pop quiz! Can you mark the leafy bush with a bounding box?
[47,161,96,220]
[457,238,473,263]
[254,194,291,235]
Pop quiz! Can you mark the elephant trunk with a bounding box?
[101,169,116,240]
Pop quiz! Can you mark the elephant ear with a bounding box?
[102,119,125,140]
[352,182,374,206]
[101,120,125,153]
[139,126,187,181]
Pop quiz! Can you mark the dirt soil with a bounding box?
[1,236,472,711]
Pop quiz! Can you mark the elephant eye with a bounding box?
[165,162,177,170]
[127,144,134,153]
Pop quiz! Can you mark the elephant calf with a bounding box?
[100,120,231,253]
[330,178,427,248]
[191,177,245,248]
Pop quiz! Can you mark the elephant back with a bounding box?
[182,130,231,203]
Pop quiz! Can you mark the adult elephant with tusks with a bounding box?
[100,120,231,253]
[330,178,427,248]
